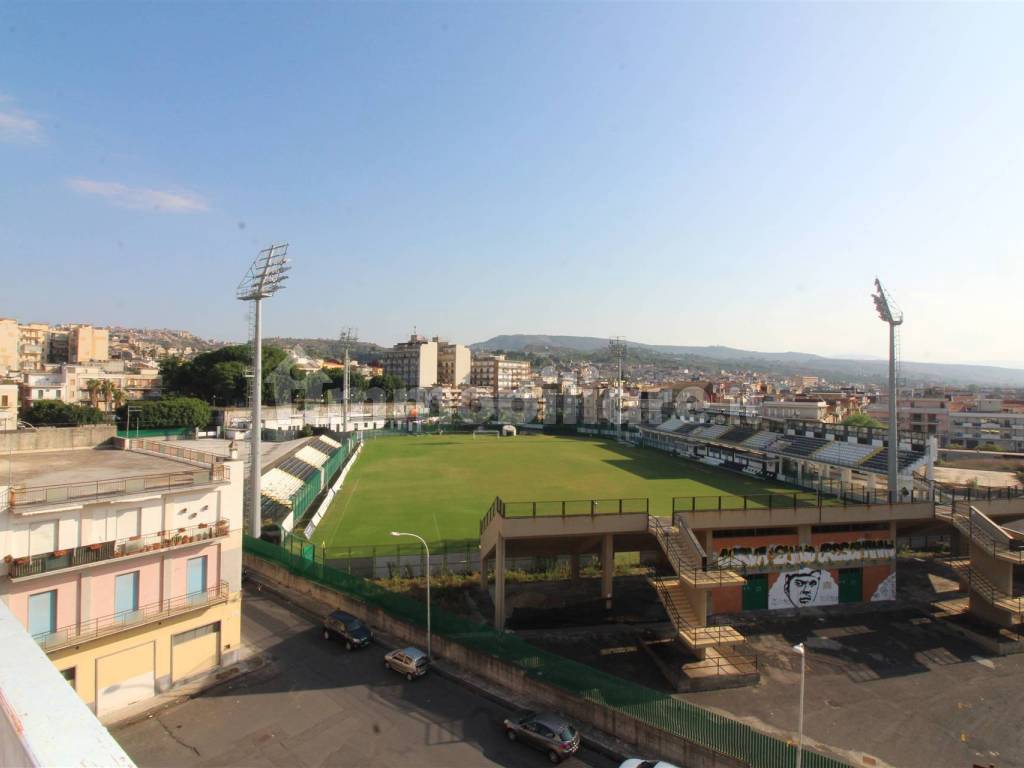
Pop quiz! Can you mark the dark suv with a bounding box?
[503,711,580,763]
[322,610,372,650]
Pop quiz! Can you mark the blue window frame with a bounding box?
[114,571,140,620]
[28,590,56,638]
[186,556,208,599]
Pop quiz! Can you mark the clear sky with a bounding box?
[2,2,1022,364]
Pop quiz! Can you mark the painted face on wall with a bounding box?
[784,569,822,607]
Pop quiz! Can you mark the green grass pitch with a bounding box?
[310,433,795,551]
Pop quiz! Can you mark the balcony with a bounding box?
[34,580,230,653]
[6,520,231,580]
[4,463,230,513]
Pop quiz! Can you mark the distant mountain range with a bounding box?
[471,334,1024,388]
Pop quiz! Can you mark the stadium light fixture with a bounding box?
[237,244,291,538]
[871,278,903,499]
[391,530,431,658]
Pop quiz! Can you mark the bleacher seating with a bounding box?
[277,455,321,483]
[719,426,757,444]
[774,435,829,457]
[742,430,781,450]
[262,467,305,503]
[310,436,341,455]
[260,495,292,525]
[673,423,703,435]
[810,441,878,468]
[296,445,330,467]
[693,424,731,440]
[859,448,926,473]
[657,417,683,432]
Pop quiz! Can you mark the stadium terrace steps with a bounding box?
[673,423,702,435]
[741,430,781,450]
[295,444,330,467]
[772,435,830,457]
[657,417,683,432]
[858,447,926,473]
[262,467,304,504]
[810,440,878,467]
[692,424,731,440]
[946,558,1024,620]
[717,426,757,444]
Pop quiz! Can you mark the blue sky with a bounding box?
[2,2,1022,364]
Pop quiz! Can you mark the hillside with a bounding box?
[472,334,1024,387]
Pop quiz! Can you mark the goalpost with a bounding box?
[472,429,501,439]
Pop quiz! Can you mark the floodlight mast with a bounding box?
[872,278,903,500]
[237,244,291,538]
[609,337,627,440]
[339,328,358,435]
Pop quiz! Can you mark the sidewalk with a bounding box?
[99,645,268,730]
[244,569,637,765]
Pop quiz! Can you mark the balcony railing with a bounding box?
[7,520,231,579]
[128,439,225,467]
[4,463,230,513]
[34,580,230,652]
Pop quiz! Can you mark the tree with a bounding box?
[368,374,404,400]
[159,345,289,406]
[21,400,107,426]
[116,397,211,430]
[841,413,884,429]
[85,379,102,409]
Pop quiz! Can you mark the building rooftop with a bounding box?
[7,447,196,488]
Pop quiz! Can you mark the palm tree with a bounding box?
[111,387,127,411]
[99,380,116,412]
[85,379,102,409]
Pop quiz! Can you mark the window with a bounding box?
[114,571,140,619]
[0,395,7,406]
[27,590,57,638]
[186,555,208,599]
[61,667,76,690]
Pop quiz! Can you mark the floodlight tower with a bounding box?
[339,328,358,434]
[237,244,291,538]
[609,337,627,439]
[872,278,903,500]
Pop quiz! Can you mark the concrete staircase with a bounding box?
[946,558,1024,622]
[648,516,746,660]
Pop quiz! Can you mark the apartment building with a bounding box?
[0,319,17,374]
[437,340,471,386]
[381,335,439,388]
[0,437,244,717]
[18,323,50,370]
[470,354,531,394]
[20,363,162,412]
[761,399,829,422]
[950,402,1024,451]
[0,382,17,430]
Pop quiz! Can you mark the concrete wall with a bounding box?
[1,425,117,454]
[244,553,749,768]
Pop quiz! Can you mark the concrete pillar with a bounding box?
[797,524,812,547]
[494,536,506,628]
[796,461,803,485]
[601,533,614,610]
[570,552,581,582]
[480,554,488,592]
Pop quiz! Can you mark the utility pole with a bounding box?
[609,337,627,440]
[339,328,358,434]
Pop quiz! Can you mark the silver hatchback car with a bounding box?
[503,711,580,763]
[384,646,429,680]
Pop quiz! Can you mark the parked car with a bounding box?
[322,610,372,650]
[503,711,580,764]
[618,760,681,768]
[384,646,429,680]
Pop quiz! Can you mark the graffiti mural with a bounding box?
[719,539,894,569]
[768,568,840,609]
[870,572,896,602]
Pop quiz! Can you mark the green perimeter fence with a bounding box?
[244,534,848,768]
[288,434,361,527]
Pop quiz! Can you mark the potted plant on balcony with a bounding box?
[15,557,29,566]
[51,549,68,559]
[89,543,103,552]
[198,522,208,529]
[3,555,11,564]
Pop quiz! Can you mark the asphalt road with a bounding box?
[113,585,620,768]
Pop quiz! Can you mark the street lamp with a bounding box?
[390,530,431,659]
[793,642,806,768]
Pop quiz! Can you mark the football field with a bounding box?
[310,433,791,551]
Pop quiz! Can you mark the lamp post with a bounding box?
[391,530,431,659]
[126,406,142,440]
[793,642,806,768]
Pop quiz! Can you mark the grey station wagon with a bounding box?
[503,711,580,763]
[384,646,429,680]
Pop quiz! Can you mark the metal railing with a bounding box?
[683,650,759,677]
[671,488,936,514]
[6,463,230,512]
[7,521,231,579]
[34,580,230,652]
[948,560,1024,615]
[129,438,226,467]
[649,516,744,586]
[480,496,650,535]
[947,504,1024,564]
